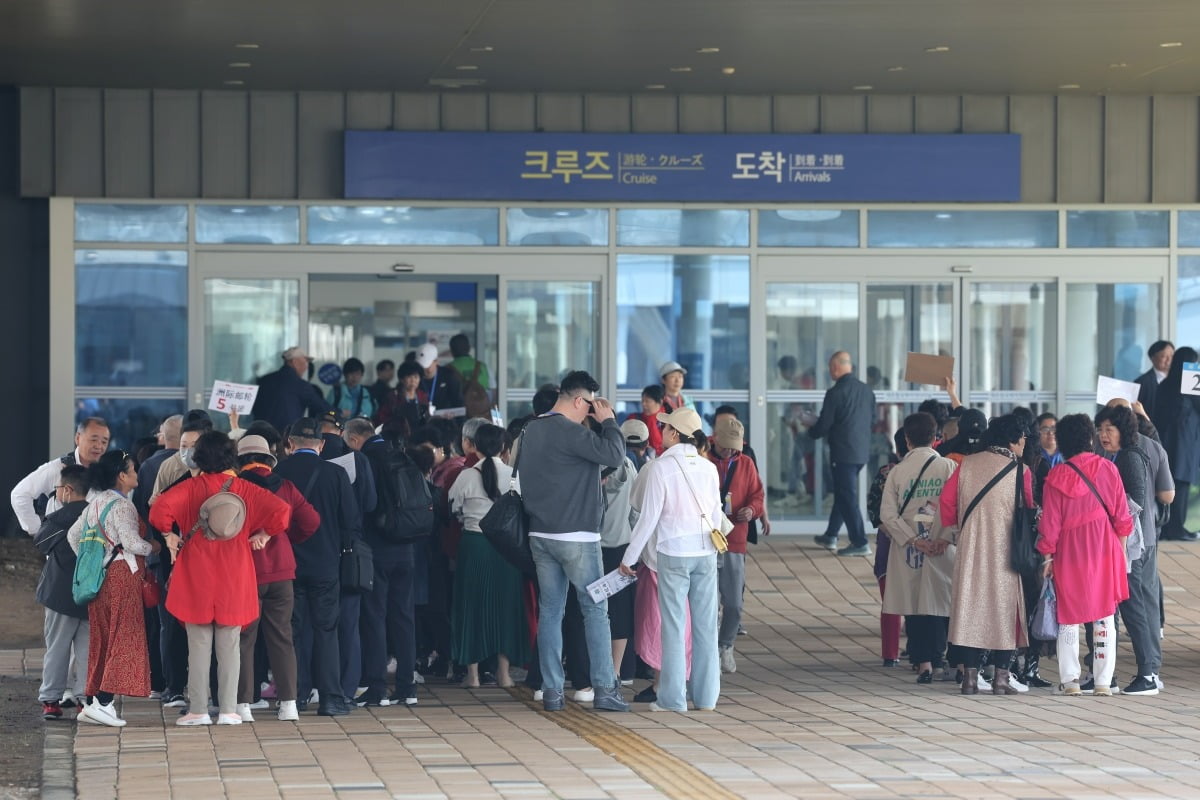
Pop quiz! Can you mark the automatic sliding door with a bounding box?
[966,281,1057,414]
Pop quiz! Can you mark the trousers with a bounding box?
[1119,545,1162,677]
[186,623,240,715]
[717,551,745,649]
[293,576,342,702]
[39,608,88,702]
[238,580,297,704]
[362,543,416,699]
[658,552,720,711]
[1059,615,1116,686]
[827,462,867,547]
[907,615,948,667]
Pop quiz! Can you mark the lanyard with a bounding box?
[293,448,318,455]
[427,368,438,405]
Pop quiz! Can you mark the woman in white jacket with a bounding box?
[620,407,722,712]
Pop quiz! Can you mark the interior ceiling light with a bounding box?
[645,84,667,90]
[1058,83,1080,89]
[853,84,873,90]
[234,43,258,49]
[887,66,905,72]
[1161,41,1184,48]
[1109,62,1128,68]
[456,65,479,70]
[670,66,693,72]
[228,62,252,68]
[696,47,720,54]
[223,79,244,86]
[925,45,951,53]
[721,67,736,75]
[469,45,494,52]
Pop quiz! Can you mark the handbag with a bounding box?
[1030,577,1058,641]
[676,457,728,554]
[140,568,162,608]
[1010,461,1040,575]
[479,425,537,577]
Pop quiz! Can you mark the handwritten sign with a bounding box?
[208,381,259,414]
[1182,362,1200,396]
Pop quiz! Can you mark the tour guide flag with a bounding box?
[344,131,1021,203]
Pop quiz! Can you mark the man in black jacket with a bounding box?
[344,417,422,707]
[1135,340,1174,422]
[806,351,877,557]
[275,417,361,716]
[33,465,90,719]
[252,347,332,433]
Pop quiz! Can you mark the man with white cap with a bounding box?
[621,419,653,470]
[659,361,696,413]
[251,346,331,433]
[415,343,464,412]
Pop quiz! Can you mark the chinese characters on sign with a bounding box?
[208,380,259,415]
[732,151,845,183]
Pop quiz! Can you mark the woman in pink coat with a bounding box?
[1037,414,1131,697]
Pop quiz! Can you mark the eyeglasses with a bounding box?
[1039,427,1056,434]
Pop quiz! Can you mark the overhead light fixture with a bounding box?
[469,45,494,52]
[228,62,252,68]
[887,66,905,72]
[925,45,951,53]
[1058,83,1080,89]
[234,43,259,49]
[1161,41,1184,48]
[1109,62,1128,68]
[456,65,479,70]
[696,47,720,54]
[223,79,244,86]
[853,84,873,91]
[721,67,736,75]
[645,84,666,90]
[670,66,693,72]
[935,213,952,220]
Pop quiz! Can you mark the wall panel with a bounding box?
[1104,95,1152,203]
[200,91,249,198]
[345,92,392,130]
[297,92,344,198]
[439,93,487,131]
[867,95,913,133]
[103,90,152,197]
[914,96,961,133]
[249,92,297,198]
[1009,95,1055,203]
[54,88,103,196]
[584,94,631,132]
[772,95,820,133]
[1153,95,1199,203]
[152,90,200,198]
[1056,95,1103,203]
[393,93,440,130]
[679,95,725,132]
[490,93,536,131]
[725,95,771,133]
[962,95,1008,133]
[19,87,54,196]
[820,95,867,133]
[631,94,677,132]
[536,93,583,131]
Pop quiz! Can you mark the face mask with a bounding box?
[179,448,197,470]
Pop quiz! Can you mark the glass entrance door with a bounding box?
[753,255,1167,533]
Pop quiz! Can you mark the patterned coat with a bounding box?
[879,447,957,617]
[939,450,1032,651]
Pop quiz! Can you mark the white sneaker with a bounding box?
[249,699,270,710]
[176,713,213,726]
[86,701,127,728]
[413,670,425,686]
[236,703,255,723]
[148,690,162,700]
[277,700,299,721]
[976,673,992,692]
[533,690,544,701]
[1154,673,1165,690]
[572,688,595,703]
[216,713,243,725]
[307,688,320,704]
[719,646,737,674]
[1007,674,1029,693]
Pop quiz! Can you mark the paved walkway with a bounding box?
[10,538,1200,799]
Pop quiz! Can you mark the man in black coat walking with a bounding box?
[805,351,877,557]
[252,347,331,433]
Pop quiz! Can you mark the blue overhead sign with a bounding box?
[344,131,1020,203]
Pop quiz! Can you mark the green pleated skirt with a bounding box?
[451,530,532,666]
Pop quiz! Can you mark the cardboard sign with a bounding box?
[903,352,955,387]
[208,381,259,415]
[1182,362,1200,396]
[1095,376,1141,406]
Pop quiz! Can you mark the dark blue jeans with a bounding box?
[362,542,416,698]
[829,462,867,548]
[293,576,342,702]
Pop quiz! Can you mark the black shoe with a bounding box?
[916,670,933,685]
[317,696,352,716]
[355,690,391,707]
[1124,675,1160,695]
[882,659,899,668]
[1024,673,1053,688]
[813,534,838,550]
[634,686,657,703]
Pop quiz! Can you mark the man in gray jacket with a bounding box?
[806,351,877,557]
[519,371,629,713]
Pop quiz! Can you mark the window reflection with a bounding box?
[76,250,187,387]
[196,205,300,244]
[1180,257,1200,347]
[1067,211,1168,248]
[766,283,858,393]
[205,279,300,386]
[759,209,859,247]
[507,280,598,390]
[868,210,1057,248]
[307,206,499,245]
[864,284,953,391]
[969,282,1056,393]
[507,208,608,246]
[617,255,750,391]
[73,398,186,453]
[1065,283,1161,386]
[616,209,749,247]
[75,204,188,243]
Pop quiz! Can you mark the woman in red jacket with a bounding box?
[234,433,320,722]
[150,431,291,726]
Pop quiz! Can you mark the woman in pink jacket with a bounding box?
[1037,414,1132,697]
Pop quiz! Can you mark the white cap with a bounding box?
[660,360,687,379]
[415,343,439,369]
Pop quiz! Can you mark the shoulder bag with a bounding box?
[959,460,1017,527]
[1010,461,1040,575]
[479,423,537,577]
[676,457,728,554]
[310,466,373,594]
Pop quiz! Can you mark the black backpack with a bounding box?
[371,446,435,543]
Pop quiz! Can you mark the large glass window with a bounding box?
[758,209,859,247]
[1180,257,1200,347]
[766,283,858,393]
[506,280,598,390]
[616,255,749,391]
[507,208,608,246]
[1067,211,1168,247]
[1065,283,1161,387]
[76,250,187,387]
[969,282,1057,394]
[196,205,300,244]
[74,204,188,243]
[616,209,749,247]
[204,278,300,387]
[864,284,953,392]
[308,206,499,245]
[868,210,1058,248]
[76,398,186,453]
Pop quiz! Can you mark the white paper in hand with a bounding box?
[586,569,637,604]
[1095,376,1141,406]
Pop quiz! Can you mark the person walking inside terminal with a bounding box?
[659,361,695,413]
[415,343,464,412]
[1037,414,1132,697]
[68,450,160,728]
[251,347,331,434]
[806,351,877,557]
[328,357,377,421]
[519,371,629,713]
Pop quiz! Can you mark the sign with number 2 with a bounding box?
[1182,362,1200,396]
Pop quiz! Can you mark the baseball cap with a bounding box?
[713,417,744,451]
[620,419,650,446]
[659,360,687,379]
[236,435,276,462]
[656,407,703,436]
[319,410,343,430]
[289,417,323,440]
[282,346,311,361]
[415,343,439,369]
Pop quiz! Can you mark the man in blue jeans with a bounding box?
[518,370,630,712]
[805,351,877,557]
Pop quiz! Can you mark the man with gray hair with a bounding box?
[11,417,110,534]
[134,414,183,521]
